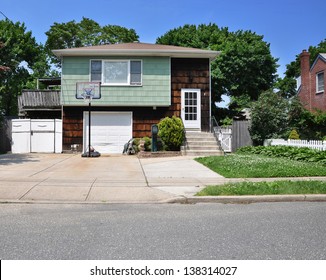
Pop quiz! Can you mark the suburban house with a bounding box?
[298,50,326,111]
[52,42,222,154]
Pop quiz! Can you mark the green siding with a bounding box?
[61,57,171,106]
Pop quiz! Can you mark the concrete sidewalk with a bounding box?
[0,153,326,204]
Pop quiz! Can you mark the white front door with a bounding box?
[181,89,201,129]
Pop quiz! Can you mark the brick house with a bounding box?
[298,50,326,111]
[52,42,219,154]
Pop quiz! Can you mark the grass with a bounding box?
[196,154,326,178]
[196,180,326,196]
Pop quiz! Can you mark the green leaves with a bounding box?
[158,116,184,151]
[249,90,289,145]
[237,145,326,164]
[0,19,48,116]
[157,24,278,113]
[45,17,139,67]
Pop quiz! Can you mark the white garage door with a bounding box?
[83,112,132,154]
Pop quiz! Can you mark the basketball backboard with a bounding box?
[76,82,101,100]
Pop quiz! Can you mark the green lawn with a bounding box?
[195,154,326,178]
[196,180,326,196]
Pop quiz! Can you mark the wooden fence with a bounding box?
[214,120,252,152]
[232,120,252,152]
[265,139,326,151]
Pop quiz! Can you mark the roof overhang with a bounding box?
[52,43,220,61]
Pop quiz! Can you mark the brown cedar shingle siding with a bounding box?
[171,58,210,130]
[62,58,211,151]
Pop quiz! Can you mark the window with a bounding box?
[90,60,142,86]
[90,60,102,82]
[316,71,324,93]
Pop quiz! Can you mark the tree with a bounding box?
[156,24,278,115]
[0,19,48,116]
[249,90,289,145]
[45,17,139,67]
[277,39,326,97]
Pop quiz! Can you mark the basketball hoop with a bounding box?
[76,82,101,157]
[76,82,101,100]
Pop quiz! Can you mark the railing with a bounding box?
[210,116,228,154]
[265,139,326,151]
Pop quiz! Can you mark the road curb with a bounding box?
[166,194,326,204]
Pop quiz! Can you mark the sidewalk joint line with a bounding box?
[138,158,149,187]
[19,177,49,200]
[29,154,76,177]
[85,178,97,201]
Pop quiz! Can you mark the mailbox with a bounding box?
[151,124,158,152]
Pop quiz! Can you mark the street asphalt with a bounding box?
[0,153,326,204]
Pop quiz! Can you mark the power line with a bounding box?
[0,11,9,20]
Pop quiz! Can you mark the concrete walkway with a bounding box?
[0,153,326,204]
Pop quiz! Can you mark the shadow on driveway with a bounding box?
[0,153,40,165]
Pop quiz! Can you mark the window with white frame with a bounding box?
[316,71,324,93]
[90,60,142,86]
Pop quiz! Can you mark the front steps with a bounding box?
[181,130,224,156]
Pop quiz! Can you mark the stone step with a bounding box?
[186,140,218,145]
[181,150,224,157]
[183,146,221,151]
[182,131,223,156]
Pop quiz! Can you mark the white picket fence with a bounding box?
[264,139,326,151]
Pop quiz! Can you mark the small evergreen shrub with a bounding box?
[288,129,300,140]
[158,116,184,151]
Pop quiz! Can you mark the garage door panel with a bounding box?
[84,112,132,154]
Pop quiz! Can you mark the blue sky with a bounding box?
[1,0,326,77]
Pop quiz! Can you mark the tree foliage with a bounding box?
[249,90,289,145]
[277,39,326,98]
[45,17,139,66]
[250,92,326,145]
[0,19,48,116]
[157,24,278,114]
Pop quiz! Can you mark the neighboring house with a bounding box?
[52,42,219,154]
[298,50,326,111]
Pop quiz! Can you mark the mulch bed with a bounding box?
[137,151,181,158]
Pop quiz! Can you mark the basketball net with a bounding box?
[82,88,94,103]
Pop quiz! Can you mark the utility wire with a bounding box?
[0,11,9,20]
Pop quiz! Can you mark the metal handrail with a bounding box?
[210,116,226,155]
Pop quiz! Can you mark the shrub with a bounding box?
[142,137,151,151]
[237,145,326,164]
[133,138,140,153]
[249,90,289,145]
[158,116,184,151]
[288,129,300,139]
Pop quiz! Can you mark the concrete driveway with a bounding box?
[0,153,224,203]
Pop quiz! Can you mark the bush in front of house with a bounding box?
[158,116,184,151]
